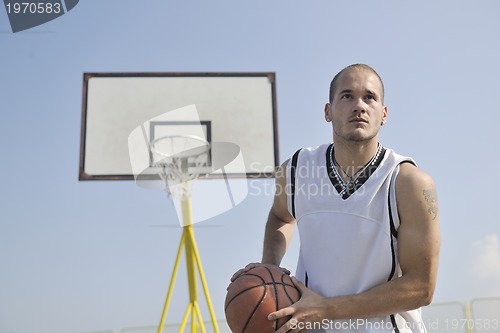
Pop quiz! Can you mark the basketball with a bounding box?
[224,265,301,333]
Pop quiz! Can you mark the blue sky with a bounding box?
[1,1,500,332]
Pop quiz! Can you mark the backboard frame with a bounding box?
[79,72,279,181]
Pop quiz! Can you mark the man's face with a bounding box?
[325,68,387,143]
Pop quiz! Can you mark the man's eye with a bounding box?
[365,95,375,100]
[341,94,352,99]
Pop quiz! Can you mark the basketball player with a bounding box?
[231,64,440,332]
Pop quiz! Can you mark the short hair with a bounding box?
[329,64,385,103]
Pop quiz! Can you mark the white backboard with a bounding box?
[79,72,279,181]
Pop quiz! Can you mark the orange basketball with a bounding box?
[224,266,301,333]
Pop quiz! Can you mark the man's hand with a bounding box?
[269,277,328,333]
[229,263,290,283]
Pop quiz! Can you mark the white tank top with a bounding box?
[286,143,426,333]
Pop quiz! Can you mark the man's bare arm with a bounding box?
[262,160,297,265]
[230,161,296,281]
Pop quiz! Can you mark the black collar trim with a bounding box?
[325,144,387,200]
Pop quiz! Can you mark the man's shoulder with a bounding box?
[396,162,435,192]
[292,143,331,158]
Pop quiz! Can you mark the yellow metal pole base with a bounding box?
[156,197,220,333]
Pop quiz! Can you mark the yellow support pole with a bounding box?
[185,231,198,305]
[178,303,194,333]
[188,226,220,333]
[182,198,199,333]
[465,301,473,333]
[194,301,207,333]
[156,183,220,333]
[157,231,186,333]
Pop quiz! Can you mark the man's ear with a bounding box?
[381,105,388,125]
[324,103,332,122]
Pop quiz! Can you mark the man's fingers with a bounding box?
[272,313,298,333]
[229,270,243,283]
[268,306,295,321]
[230,268,249,282]
[230,262,259,282]
[230,263,290,282]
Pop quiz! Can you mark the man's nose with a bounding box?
[352,98,367,113]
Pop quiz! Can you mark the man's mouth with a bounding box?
[350,117,368,123]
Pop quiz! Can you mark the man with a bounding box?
[232,64,440,332]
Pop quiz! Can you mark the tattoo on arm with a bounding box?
[423,188,439,220]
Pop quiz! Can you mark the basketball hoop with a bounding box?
[132,128,244,333]
[149,135,210,200]
[147,135,220,333]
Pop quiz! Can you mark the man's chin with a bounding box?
[345,131,377,142]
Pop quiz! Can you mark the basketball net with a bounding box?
[149,135,220,333]
[150,135,210,201]
[156,163,195,201]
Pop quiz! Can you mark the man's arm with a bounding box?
[262,160,297,265]
[270,163,441,331]
[230,161,296,281]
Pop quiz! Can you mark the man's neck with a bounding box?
[332,138,380,177]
